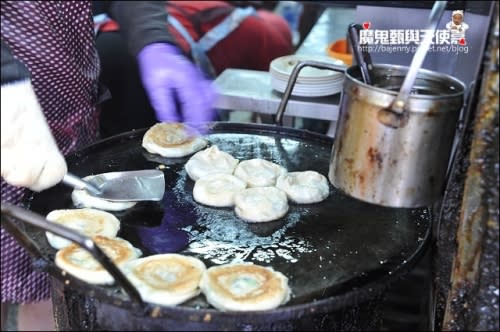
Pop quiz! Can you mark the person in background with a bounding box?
[93,0,294,137]
[1,1,215,330]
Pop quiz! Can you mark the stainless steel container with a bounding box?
[328,64,466,208]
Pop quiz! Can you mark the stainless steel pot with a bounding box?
[328,64,466,207]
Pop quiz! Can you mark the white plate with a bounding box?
[271,74,345,86]
[269,68,343,83]
[269,55,345,83]
[271,81,342,93]
[271,76,343,97]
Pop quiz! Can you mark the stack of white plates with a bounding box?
[269,55,346,97]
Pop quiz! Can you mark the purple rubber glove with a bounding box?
[137,43,217,125]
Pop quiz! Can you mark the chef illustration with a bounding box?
[446,10,469,44]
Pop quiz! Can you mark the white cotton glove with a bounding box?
[1,80,67,191]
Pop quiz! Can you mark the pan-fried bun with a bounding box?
[55,236,142,285]
[234,159,287,187]
[142,122,207,158]
[185,145,239,181]
[193,173,247,207]
[45,208,120,249]
[234,187,288,222]
[71,175,137,211]
[276,171,330,204]
[122,254,206,306]
[199,262,291,311]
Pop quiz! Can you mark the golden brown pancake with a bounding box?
[45,208,120,249]
[199,262,291,311]
[55,236,142,285]
[142,122,207,158]
[122,254,206,306]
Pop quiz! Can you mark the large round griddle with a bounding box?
[24,122,431,320]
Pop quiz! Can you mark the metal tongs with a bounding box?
[1,202,145,307]
[62,170,165,202]
[348,23,374,85]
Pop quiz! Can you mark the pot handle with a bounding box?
[274,60,346,126]
[1,203,145,307]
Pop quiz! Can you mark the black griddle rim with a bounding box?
[21,122,433,320]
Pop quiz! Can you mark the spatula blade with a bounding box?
[86,170,165,202]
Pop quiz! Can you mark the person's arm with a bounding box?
[103,1,176,56]
[1,41,67,191]
[98,1,217,125]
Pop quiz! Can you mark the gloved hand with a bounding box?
[1,80,67,191]
[137,43,217,125]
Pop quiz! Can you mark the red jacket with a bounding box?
[98,1,293,75]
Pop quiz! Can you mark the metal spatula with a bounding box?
[62,170,165,202]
